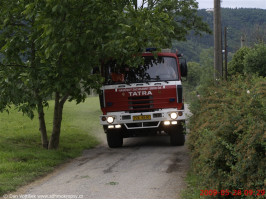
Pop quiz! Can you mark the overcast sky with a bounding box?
[137,0,266,9]
[196,0,266,9]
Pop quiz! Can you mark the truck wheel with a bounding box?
[169,124,185,146]
[106,130,123,148]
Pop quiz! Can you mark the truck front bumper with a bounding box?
[100,108,186,130]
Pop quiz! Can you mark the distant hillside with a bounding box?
[173,8,266,62]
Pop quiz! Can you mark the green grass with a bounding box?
[0,97,102,196]
[181,167,203,199]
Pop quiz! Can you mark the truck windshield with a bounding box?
[103,56,178,84]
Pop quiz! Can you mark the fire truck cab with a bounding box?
[99,49,188,148]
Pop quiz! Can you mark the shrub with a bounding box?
[244,43,266,77]
[186,62,201,88]
[188,75,266,198]
[228,43,266,78]
[228,47,251,77]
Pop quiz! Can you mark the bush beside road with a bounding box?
[184,75,265,199]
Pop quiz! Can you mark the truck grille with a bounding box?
[128,96,154,113]
[125,121,160,129]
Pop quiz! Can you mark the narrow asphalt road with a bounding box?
[16,105,191,199]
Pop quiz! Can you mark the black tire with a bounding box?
[169,124,185,146]
[106,130,123,148]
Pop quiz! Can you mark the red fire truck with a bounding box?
[99,49,188,148]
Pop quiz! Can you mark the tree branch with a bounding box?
[59,93,69,106]
[0,63,28,68]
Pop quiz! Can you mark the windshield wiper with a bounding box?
[124,81,131,86]
[147,78,169,83]
[148,78,161,81]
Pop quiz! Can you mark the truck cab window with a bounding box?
[145,57,178,81]
[103,56,178,85]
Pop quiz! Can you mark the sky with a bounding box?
[196,0,266,9]
[137,0,266,9]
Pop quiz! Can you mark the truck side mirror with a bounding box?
[180,59,188,77]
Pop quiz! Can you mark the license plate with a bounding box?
[133,115,151,121]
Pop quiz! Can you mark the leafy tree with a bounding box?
[182,61,201,102]
[182,48,213,102]
[100,0,211,66]
[228,47,251,77]
[0,0,210,149]
[149,0,212,40]
[198,47,214,86]
[228,43,266,78]
[0,0,50,148]
[0,0,105,149]
[186,62,201,88]
[244,43,266,77]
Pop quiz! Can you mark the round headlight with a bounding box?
[107,116,114,124]
[170,112,178,119]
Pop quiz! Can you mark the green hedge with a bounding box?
[188,75,266,198]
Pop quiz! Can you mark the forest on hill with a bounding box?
[173,8,266,62]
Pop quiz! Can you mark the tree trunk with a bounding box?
[30,19,49,149]
[37,100,48,149]
[48,92,69,149]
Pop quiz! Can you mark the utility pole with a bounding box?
[241,35,245,47]
[224,27,228,80]
[213,0,223,79]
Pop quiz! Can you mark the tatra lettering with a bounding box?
[128,91,152,96]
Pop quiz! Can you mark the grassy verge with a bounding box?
[181,167,203,199]
[0,97,102,196]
